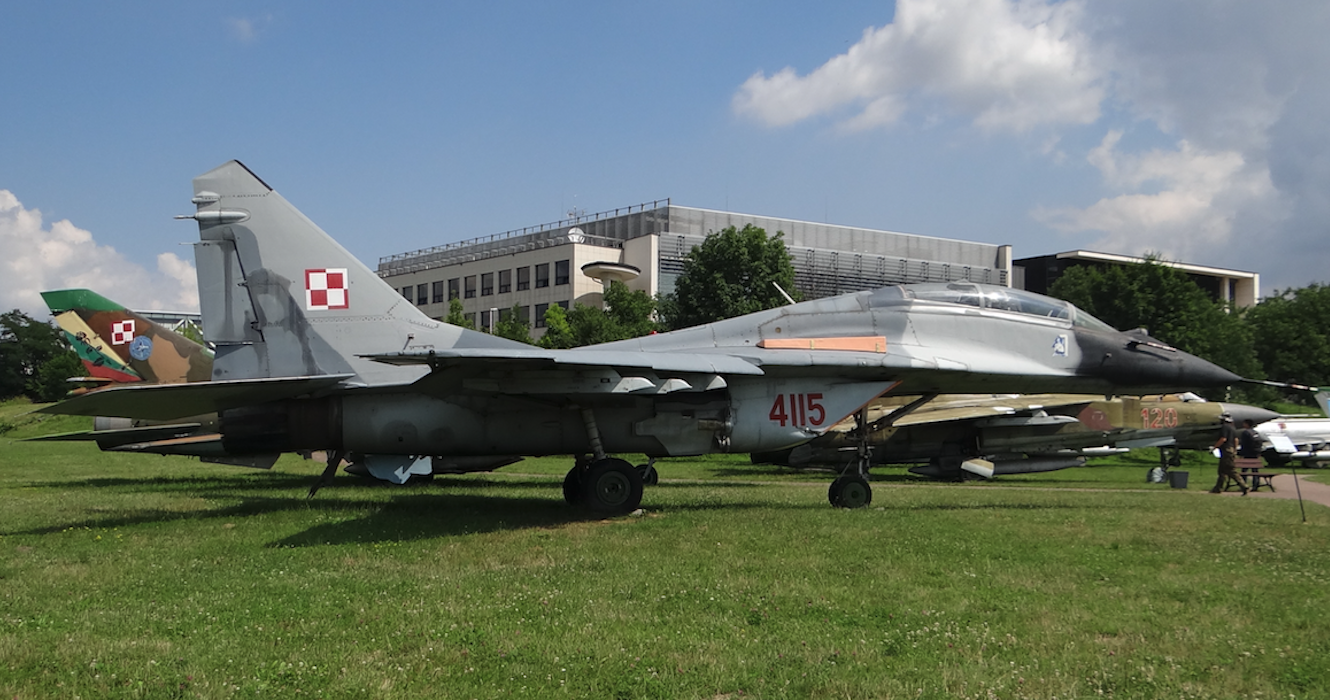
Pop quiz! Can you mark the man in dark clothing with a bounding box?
[1238,419,1263,459]
[1209,413,1249,495]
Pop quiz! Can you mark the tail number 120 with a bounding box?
[769,393,826,427]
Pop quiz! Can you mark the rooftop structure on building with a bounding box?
[377,200,1013,334]
[136,309,203,333]
[1014,250,1260,308]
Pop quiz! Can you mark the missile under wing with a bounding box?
[39,161,1242,513]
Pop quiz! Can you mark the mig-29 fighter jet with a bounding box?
[39,161,1242,514]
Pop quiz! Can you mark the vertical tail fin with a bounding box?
[180,161,522,384]
[41,288,213,385]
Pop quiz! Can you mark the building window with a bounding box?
[555,260,570,286]
[555,300,569,310]
[416,284,428,306]
[448,278,460,300]
[498,269,511,294]
[401,286,412,300]
[464,276,476,299]
[431,281,444,304]
[534,303,549,328]
[479,309,492,331]
[515,305,529,324]
[535,263,550,288]
[516,266,530,291]
[481,272,494,296]
[464,312,476,327]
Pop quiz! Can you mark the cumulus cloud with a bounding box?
[0,190,198,318]
[733,0,1102,133]
[734,0,1330,288]
[1033,131,1279,262]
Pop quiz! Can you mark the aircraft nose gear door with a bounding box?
[828,407,873,508]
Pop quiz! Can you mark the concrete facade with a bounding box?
[377,201,1013,333]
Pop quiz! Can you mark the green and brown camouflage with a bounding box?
[756,393,1280,479]
[41,288,212,386]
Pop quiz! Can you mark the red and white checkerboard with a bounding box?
[111,320,135,345]
[305,268,349,310]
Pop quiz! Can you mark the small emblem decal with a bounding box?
[111,320,135,345]
[1052,334,1068,357]
[129,335,153,361]
[305,268,349,310]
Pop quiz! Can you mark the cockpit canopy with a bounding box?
[869,282,1118,333]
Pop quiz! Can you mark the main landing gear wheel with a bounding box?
[828,475,872,509]
[581,458,644,515]
[562,467,583,505]
[636,462,659,485]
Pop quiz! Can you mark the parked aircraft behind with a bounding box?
[42,288,212,387]
[1257,391,1330,466]
[38,161,1244,512]
[33,289,280,468]
[753,393,1279,480]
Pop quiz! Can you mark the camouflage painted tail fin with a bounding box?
[179,160,523,384]
[41,288,213,385]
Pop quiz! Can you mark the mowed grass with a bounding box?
[2,400,1329,699]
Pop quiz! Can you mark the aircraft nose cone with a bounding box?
[1077,330,1242,392]
[1220,403,1281,427]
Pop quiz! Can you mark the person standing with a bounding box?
[1209,413,1249,495]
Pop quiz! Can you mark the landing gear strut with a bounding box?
[560,409,644,515]
[829,407,873,508]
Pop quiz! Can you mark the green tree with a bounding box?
[0,310,75,401]
[444,297,474,330]
[1047,258,1260,381]
[538,305,577,349]
[1246,283,1330,389]
[494,304,534,345]
[30,351,83,402]
[661,224,798,329]
[536,282,658,348]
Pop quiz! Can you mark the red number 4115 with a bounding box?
[769,393,826,427]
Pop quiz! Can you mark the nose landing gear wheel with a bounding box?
[828,475,872,509]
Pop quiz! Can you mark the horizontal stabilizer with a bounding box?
[36,374,353,420]
[26,423,204,447]
[110,433,277,467]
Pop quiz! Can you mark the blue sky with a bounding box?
[3,1,1328,316]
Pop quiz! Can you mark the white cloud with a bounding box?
[227,15,273,43]
[0,190,198,318]
[1032,131,1279,261]
[733,0,1102,133]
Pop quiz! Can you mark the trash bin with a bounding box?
[1168,470,1189,489]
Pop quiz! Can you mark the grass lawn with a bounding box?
[2,399,1328,699]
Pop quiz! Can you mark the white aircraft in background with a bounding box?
[1257,391,1330,466]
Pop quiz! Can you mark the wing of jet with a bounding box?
[38,160,1244,512]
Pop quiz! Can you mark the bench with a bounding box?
[1225,461,1277,493]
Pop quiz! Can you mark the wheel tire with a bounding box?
[636,463,659,486]
[829,475,872,509]
[562,467,583,505]
[828,477,845,507]
[581,458,644,515]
